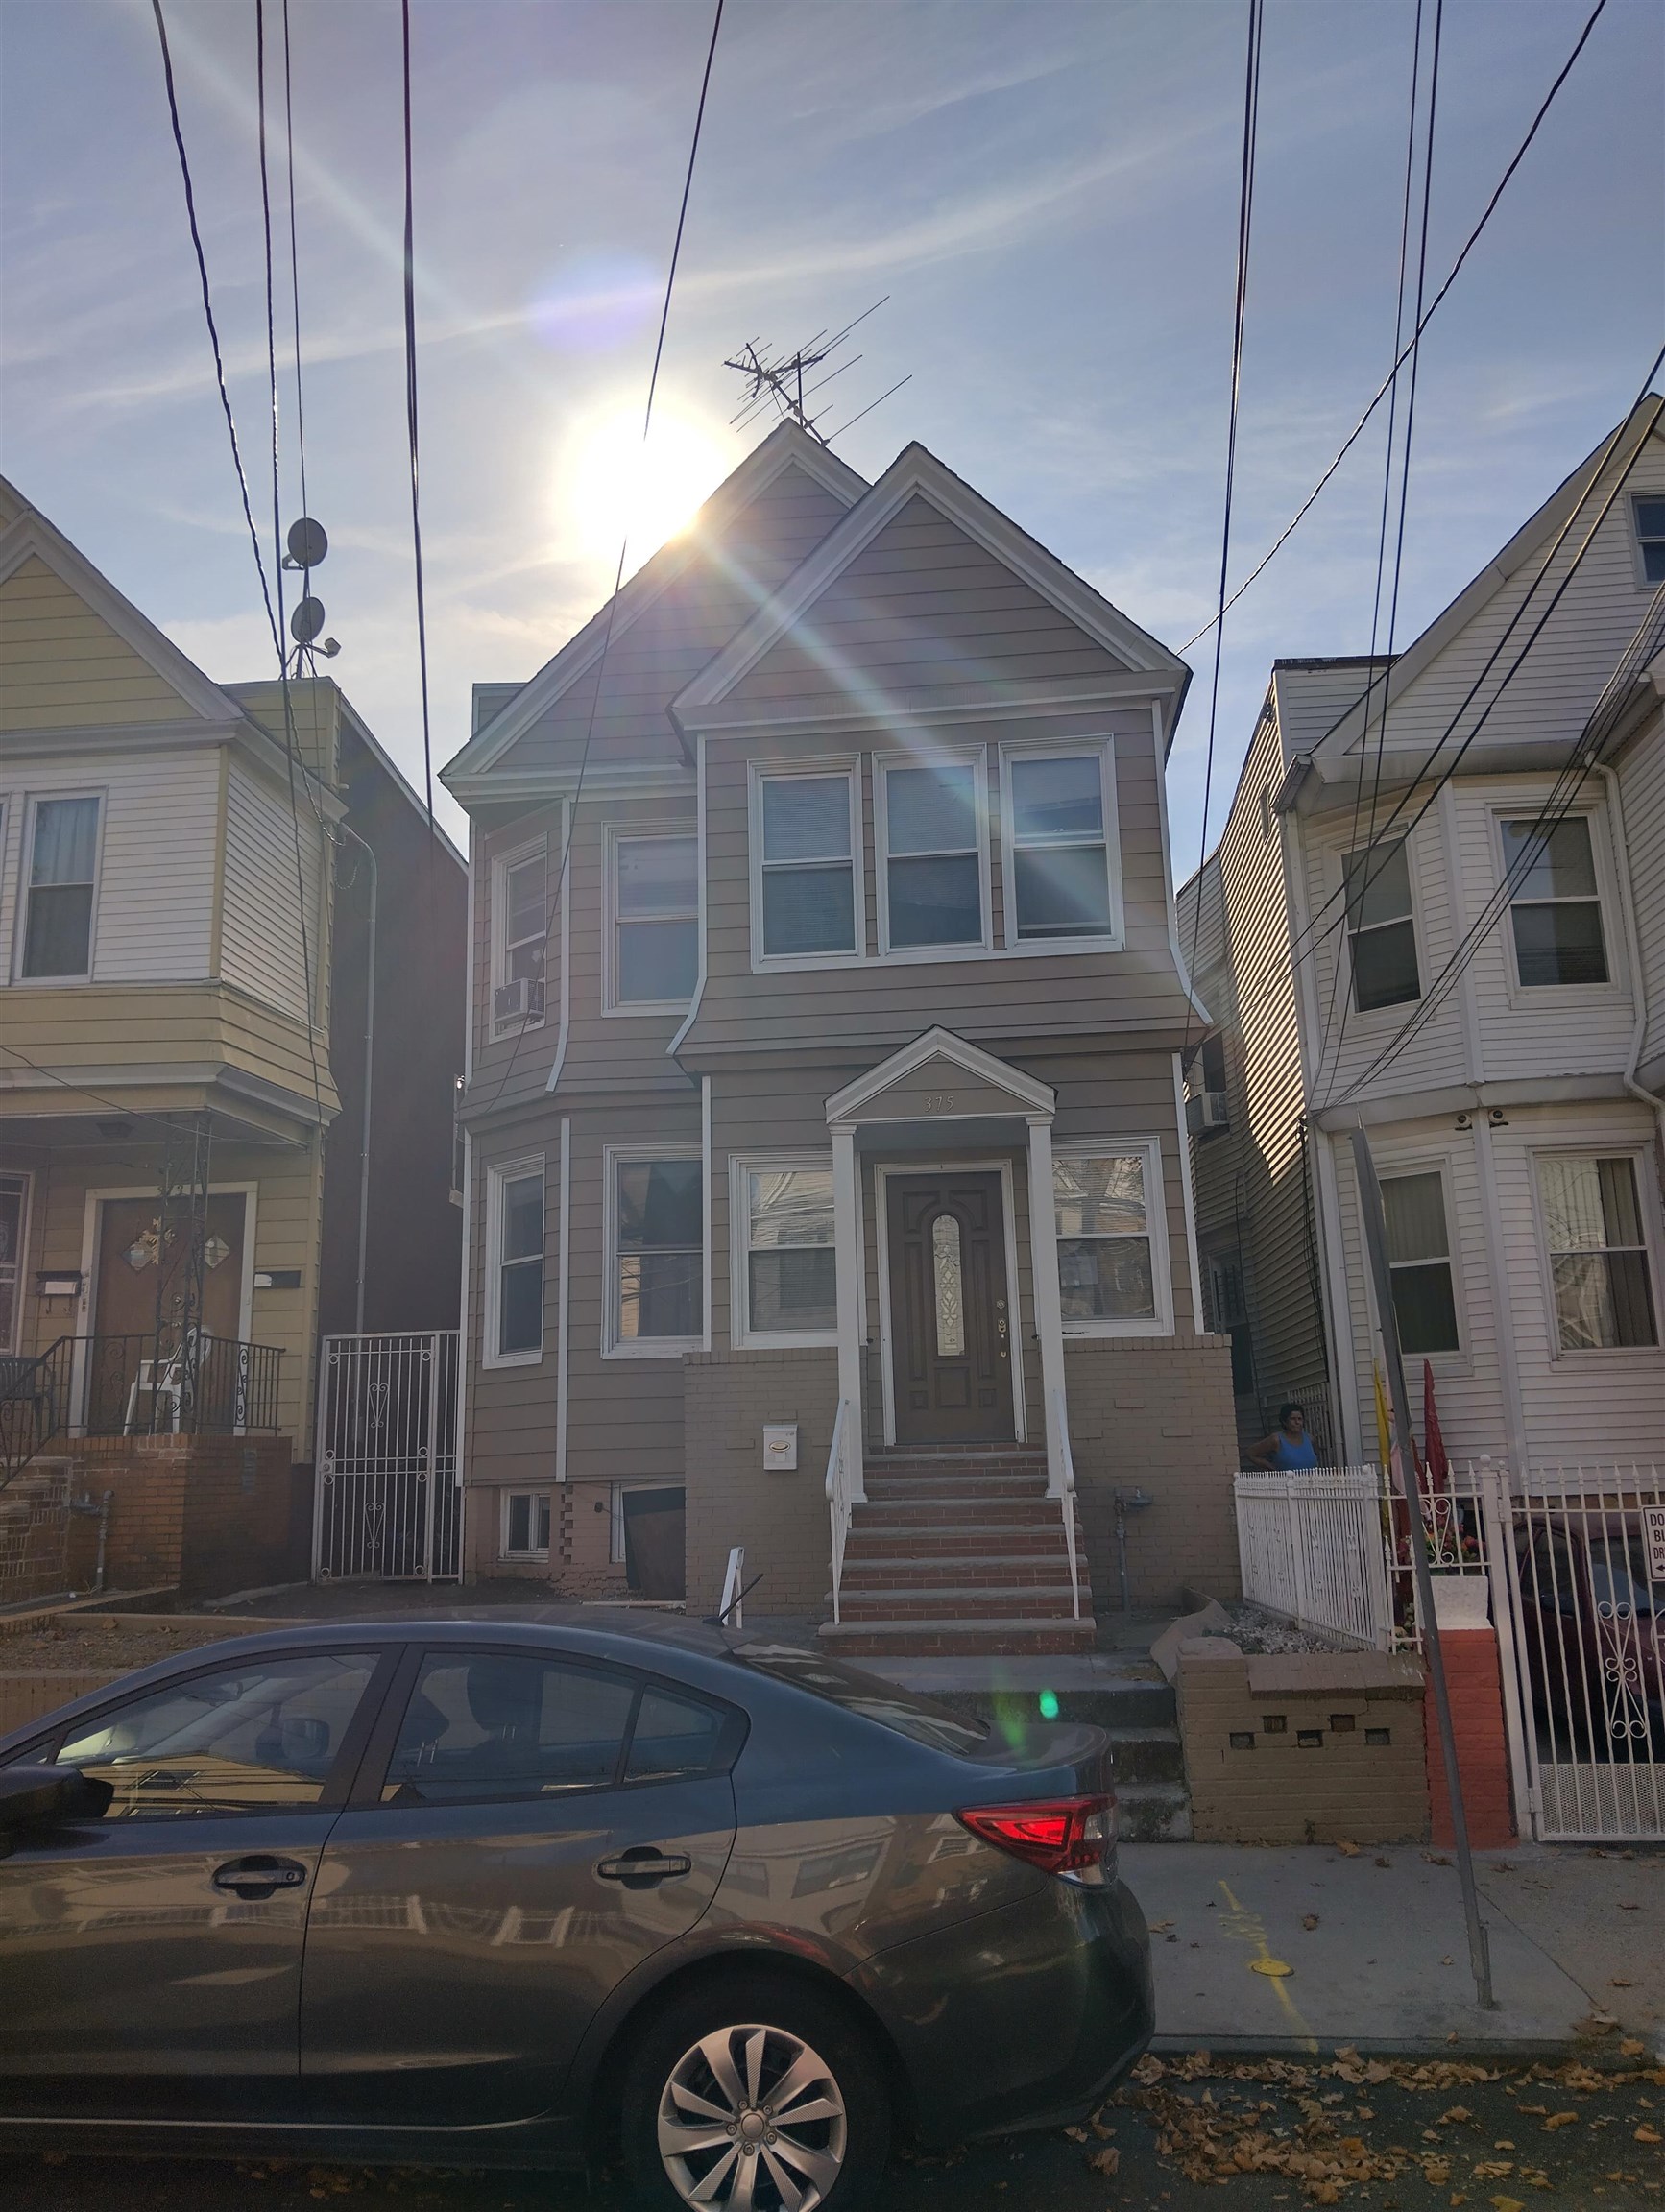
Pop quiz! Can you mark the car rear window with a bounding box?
[731,1643,988,1754]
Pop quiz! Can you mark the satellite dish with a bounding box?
[286,517,328,569]
[290,595,326,645]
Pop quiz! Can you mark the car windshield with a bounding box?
[730,1643,988,1754]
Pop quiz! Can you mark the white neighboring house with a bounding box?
[1180,401,1665,1479]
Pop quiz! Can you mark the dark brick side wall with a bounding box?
[1063,1334,1243,1607]
[60,1435,295,1599]
[683,1348,839,1616]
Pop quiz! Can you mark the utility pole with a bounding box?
[1350,1127,1495,2010]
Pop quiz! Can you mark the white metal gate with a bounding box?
[312,1333,461,1582]
[1495,1466,1664,1842]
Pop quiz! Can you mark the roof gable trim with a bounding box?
[825,1026,1055,1123]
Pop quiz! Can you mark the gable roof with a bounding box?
[824,1026,1056,1122]
[441,424,867,791]
[671,441,1192,740]
[0,473,243,729]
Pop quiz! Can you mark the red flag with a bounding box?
[1422,1359,1449,1491]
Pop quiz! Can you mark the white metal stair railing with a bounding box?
[825,1398,853,1626]
[1051,1389,1081,1622]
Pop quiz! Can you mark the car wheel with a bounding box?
[620,1971,891,2212]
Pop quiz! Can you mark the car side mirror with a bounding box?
[0,1764,115,1843]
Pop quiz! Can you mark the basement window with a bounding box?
[501,1491,551,1560]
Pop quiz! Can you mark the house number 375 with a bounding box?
[922,1093,958,1113]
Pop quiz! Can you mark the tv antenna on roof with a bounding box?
[724,299,911,447]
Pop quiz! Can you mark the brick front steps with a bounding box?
[819,1445,1095,1659]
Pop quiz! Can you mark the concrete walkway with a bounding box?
[1122,1838,1665,2059]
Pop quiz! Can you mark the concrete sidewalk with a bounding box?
[1122,1839,1664,2059]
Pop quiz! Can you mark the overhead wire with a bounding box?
[399,0,437,845]
[1183,0,1264,1063]
[1176,0,1611,656]
[477,0,726,1120]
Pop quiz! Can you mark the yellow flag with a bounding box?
[1373,1363,1392,1471]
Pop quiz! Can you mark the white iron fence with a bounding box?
[313,1333,461,1582]
[1234,1459,1664,1843]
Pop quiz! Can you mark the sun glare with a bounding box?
[561,408,736,568]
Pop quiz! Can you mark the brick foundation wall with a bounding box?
[1178,1641,1430,1844]
[1063,1335,1243,1608]
[1425,1628,1515,1848]
[56,1435,295,1600]
[683,1349,839,1616]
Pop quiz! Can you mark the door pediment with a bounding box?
[825,1027,1053,1126]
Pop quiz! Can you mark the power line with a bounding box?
[400,0,436,845]
[281,0,308,520]
[1177,0,1612,656]
[477,0,726,1121]
[151,0,279,661]
[1183,0,1264,1061]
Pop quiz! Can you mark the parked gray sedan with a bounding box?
[0,1614,1151,2209]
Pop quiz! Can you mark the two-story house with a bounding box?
[1179,400,1665,1478]
[444,423,1241,1650]
[0,474,466,1591]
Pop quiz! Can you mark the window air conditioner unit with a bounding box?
[1186,1090,1229,1134]
[493,977,544,1025]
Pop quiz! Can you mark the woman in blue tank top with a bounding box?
[1248,1401,1320,1469]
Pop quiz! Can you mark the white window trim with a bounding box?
[874,747,993,963]
[997,738,1124,955]
[1528,1143,1664,1363]
[1376,1156,1469,1368]
[1054,1136,1174,1339]
[601,821,698,1017]
[747,757,865,973]
[13,788,105,986]
[611,1479,686,1566]
[499,1487,552,1560]
[484,1155,545,1368]
[0,1167,33,1355]
[1629,492,1665,591]
[729,1151,838,1350]
[1336,832,1426,1026]
[1489,805,1624,1004]
[602,1142,705,1359]
[491,833,549,1034]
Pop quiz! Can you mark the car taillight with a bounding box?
[956,1793,1117,1882]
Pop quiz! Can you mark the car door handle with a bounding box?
[596,1847,692,1887]
[212,1855,308,1899]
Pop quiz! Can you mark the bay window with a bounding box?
[609,1153,703,1352]
[610,832,697,1007]
[1502,817,1608,988]
[1342,837,1419,1011]
[1380,1169,1460,1355]
[734,1160,836,1343]
[489,1164,544,1361]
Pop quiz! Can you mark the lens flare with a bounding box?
[560,408,736,567]
[528,251,660,355]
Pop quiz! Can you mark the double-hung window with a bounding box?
[22,794,100,979]
[1633,495,1665,586]
[495,841,547,1026]
[490,1165,544,1360]
[0,1172,26,1353]
[1342,837,1419,1011]
[501,1491,551,1559]
[1380,1170,1460,1355]
[1053,1142,1170,1333]
[610,833,697,1008]
[1501,817,1608,987]
[1004,749,1116,944]
[879,759,985,951]
[753,771,858,960]
[735,1161,836,1343]
[1536,1155,1658,1352]
[609,1154,703,1352]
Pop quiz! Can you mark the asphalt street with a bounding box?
[6,2053,1660,2211]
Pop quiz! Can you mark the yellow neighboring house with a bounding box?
[0,474,463,1514]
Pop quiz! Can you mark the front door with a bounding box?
[888,1172,1014,1445]
[89,1191,248,1430]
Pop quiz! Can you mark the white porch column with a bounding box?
[831,1119,865,1501]
[1026,1115,1070,1497]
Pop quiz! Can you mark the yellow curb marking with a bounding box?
[1218,1880,1319,2053]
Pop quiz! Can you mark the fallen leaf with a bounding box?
[1063,2125,1089,2142]
[1612,1979,1636,1989]
[1250,1957,1294,1978]
[1542,2110,1578,2130]
[1148,1918,1174,1933]
[1086,2145,1120,2176]
[1336,1839,1360,1856]
[1425,1852,1453,1865]
[1441,1954,1455,1965]
[1619,2038,1645,2056]
[1618,1901,1640,1910]
[1302,1914,1320,1930]
[1489,2198,1526,2212]
[1636,2125,1663,2145]
[1448,2031,1460,2044]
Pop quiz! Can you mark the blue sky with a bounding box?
[3,1,1660,860]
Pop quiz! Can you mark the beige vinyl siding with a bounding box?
[725,497,1132,709]
[0,746,217,984]
[553,793,698,1094]
[0,557,189,729]
[1614,711,1665,1070]
[687,707,1194,1059]
[219,757,327,1027]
